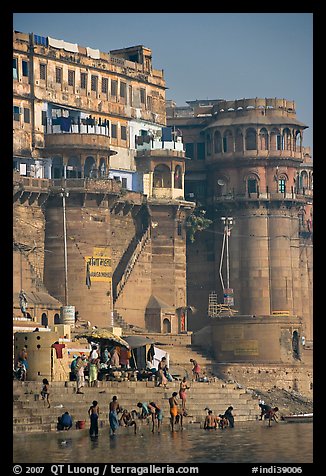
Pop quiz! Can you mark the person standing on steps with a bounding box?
[88,400,100,437]
[40,378,51,408]
[88,345,100,387]
[168,392,179,432]
[179,377,190,411]
[190,358,201,381]
[76,355,87,394]
[109,395,121,435]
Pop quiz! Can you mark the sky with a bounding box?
[13,12,313,152]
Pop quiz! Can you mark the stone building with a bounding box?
[13,30,194,330]
[13,32,313,394]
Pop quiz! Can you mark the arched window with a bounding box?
[214,131,222,153]
[270,128,281,151]
[174,165,182,189]
[54,313,60,324]
[52,156,64,179]
[153,164,171,188]
[41,313,48,327]
[294,130,301,151]
[223,130,233,153]
[300,171,308,189]
[247,176,259,194]
[163,318,171,333]
[245,128,257,150]
[283,128,291,151]
[278,175,287,193]
[259,128,269,150]
[84,156,96,178]
[99,158,107,177]
[67,156,82,178]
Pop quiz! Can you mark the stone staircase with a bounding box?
[13,379,260,434]
[143,333,221,379]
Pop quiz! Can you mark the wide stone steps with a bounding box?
[13,380,260,433]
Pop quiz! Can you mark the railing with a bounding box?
[114,227,151,302]
[212,189,313,202]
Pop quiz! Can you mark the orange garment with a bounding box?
[170,406,178,417]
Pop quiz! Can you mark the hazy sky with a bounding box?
[13,12,313,151]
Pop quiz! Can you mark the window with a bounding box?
[277,134,282,151]
[111,124,117,138]
[121,177,127,189]
[55,67,62,84]
[102,78,108,94]
[40,64,47,81]
[13,106,20,121]
[140,88,146,105]
[121,125,127,140]
[81,72,87,89]
[23,108,30,123]
[129,85,133,106]
[120,82,126,98]
[111,80,118,96]
[41,111,47,127]
[91,75,98,92]
[197,142,205,160]
[22,61,29,78]
[13,58,18,80]
[68,70,75,87]
[278,179,286,193]
[248,178,257,194]
[185,143,194,159]
[223,137,228,152]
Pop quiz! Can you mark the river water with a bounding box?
[13,420,313,464]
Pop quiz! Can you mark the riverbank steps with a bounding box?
[13,379,260,433]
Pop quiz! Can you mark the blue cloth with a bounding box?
[60,413,72,427]
[109,411,119,431]
[162,127,172,142]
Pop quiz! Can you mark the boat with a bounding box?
[281,413,313,423]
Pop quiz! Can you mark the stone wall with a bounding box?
[215,362,313,399]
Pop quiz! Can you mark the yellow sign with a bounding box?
[85,247,112,283]
[234,340,259,356]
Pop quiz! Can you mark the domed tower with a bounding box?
[203,98,312,339]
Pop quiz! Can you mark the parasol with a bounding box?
[75,328,130,349]
[124,335,156,349]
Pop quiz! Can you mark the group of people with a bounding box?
[85,388,194,438]
[70,344,128,391]
[203,406,235,430]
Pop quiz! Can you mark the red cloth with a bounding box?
[52,343,65,358]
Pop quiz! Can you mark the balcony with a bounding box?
[44,133,113,153]
[207,149,303,162]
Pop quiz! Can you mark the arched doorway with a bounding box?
[153,164,171,188]
[54,313,60,324]
[41,313,48,328]
[292,330,300,360]
[162,318,171,333]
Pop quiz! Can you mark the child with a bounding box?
[40,378,50,408]
[88,400,100,437]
